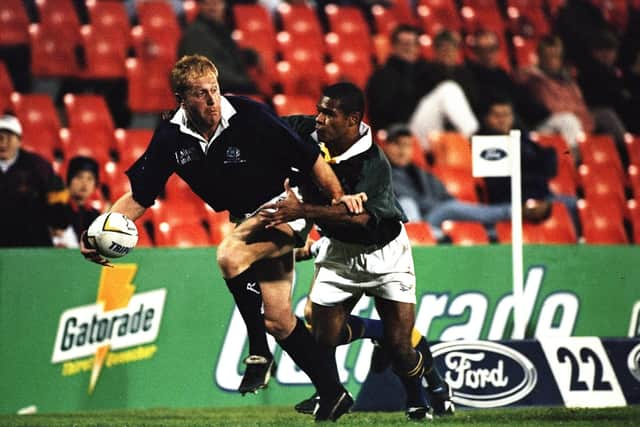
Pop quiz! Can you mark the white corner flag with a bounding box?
[472,130,525,339]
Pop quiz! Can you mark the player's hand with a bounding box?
[259,178,305,227]
[333,192,368,214]
[295,236,316,261]
[80,230,113,267]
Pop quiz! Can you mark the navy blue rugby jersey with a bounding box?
[126,96,321,218]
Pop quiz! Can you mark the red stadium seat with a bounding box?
[59,128,113,167]
[232,4,277,57]
[432,167,479,202]
[512,35,539,67]
[629,165,640,199]
[371,5,400,35]
[625,134,640,167]
[104,168,131,201]
[495,201,577,243]
[277,4,325,52]
[429,132,472,172]
[136,224,154,247]
[506,0,551,37]
[205,208,235,244]
[275,34,327,98]
[155,222,212,247]
[460,1,506,35]
[78,25,127,79]
[531,133,577,195]
[325,5,372,52]
[87,0,131,35]
[577,198,629,244]
[0,0,30,46]
[130,24,177,67]
[154,195,208,225]
[136,0,180,41]
[114,128,153,169]
[591,0,629,32]
[627,199,640,244]
[272,94,317,116]
[442,220,490,245]
[29,23,81,78]
[578,164,626,216]
[0,62,14,113]
[416,0,463,36]
[35,0,81,43]
[325,33,374,89]
[578,134,625,184]
[11,93,62,161]
[126,58,175,113]
[404,221,437,245]
[64,94,115,134]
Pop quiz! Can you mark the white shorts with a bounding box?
[310,224,416,306]
[242,187,312,247]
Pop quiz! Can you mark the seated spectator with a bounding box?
[0,115,64,247]
[366,25,478,150]
[178,0,259,94]
[50,156,101,248]
[426,95,578,238]
[517,35,627,162]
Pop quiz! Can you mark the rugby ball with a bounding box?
[87,212,138,258]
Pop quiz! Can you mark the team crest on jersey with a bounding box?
[224,146,246,164]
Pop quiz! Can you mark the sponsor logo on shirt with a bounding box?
[175,147,200,165]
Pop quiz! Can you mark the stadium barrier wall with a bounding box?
[1,245,639,414]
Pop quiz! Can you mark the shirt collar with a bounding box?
[170,96,237,153]
[313,122,372,164]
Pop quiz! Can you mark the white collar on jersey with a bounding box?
[170,96,237,153]
[311,121,372,164]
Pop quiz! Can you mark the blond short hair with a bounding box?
[170,55,219,95]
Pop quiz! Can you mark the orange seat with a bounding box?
[130,24,177,67]
[154,195,208,225]
[416,0,463,36]
[114,128,153,169]
[233,4,277,58]
[63,94,115,134]
[325,5,372,52]
[431,167,479,202]
[163,174,200,203]
[59,128,113,167]
[371,5,400,36]
[325,34,374,89]
[11,93,62,161]
[495,201,577,244]
[625,134,640,166]
[428,132,472,172]
[136,0,180,44]
[0,0,30,46]
[104,169,131,202]
[511,36,538,68]
[442,220,490,245]
[578,134,625,184]
[136,224,154,247]
[126,58,175,113]
[460,2,506,35]
[531,133,577,195]
[277,4,325,52]
[404,221,437,245]
[627,199,640,244]
[577,198,629,244]
[78,25,127,79]
[272,94,317,116]
[36,0,81,43]
[506,0,551,37]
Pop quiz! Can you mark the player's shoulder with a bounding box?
[281,115,316,136]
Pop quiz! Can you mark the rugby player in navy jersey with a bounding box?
[260,83,454,421]
[80,55,365,421]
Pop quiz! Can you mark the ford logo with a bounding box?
[628,343,640,383]
[431,341,537,408]
[480,148,508,161]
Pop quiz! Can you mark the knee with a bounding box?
[217,240,247,278]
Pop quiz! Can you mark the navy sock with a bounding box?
[394,350,428,408]
[225,268,270,358]
[278,318,342,399]
[416,336,445,388]
[343,315,385,343]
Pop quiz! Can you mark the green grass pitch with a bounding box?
[1,405,639,426]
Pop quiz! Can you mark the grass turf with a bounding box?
[0,405,638,427]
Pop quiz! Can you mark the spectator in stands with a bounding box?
[467,30,549,129]
[578,29,637,157]
[0,115,63,247]
[366,26,478,151]
[50,156,101,248]
[517,35,627,161]
[178,0,259,95]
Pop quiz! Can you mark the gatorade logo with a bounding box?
[51,265,166,393]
